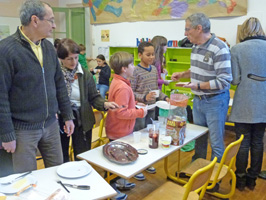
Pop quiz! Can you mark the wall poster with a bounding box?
[82,0,247,24]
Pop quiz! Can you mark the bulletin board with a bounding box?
[82,0,247,24]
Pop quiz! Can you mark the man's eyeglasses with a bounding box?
[185,27,192,32]
[43,18,55,25]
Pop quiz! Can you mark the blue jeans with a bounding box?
[192,91,229,162]
[97,84,109,98]
[235,123,266,181]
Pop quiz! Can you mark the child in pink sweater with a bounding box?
[105,52,147,195]
[106,52,147,140]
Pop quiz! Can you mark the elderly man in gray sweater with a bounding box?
[0,0,74,173]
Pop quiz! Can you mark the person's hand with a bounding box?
[90,68,93,72]
[171,72,183,81]
[97,69,101,73]
[141,106,148,117]
[163,68,168,74]
[164,80,170,86]
[146,91,156,101]
[64,120,75,137]
[2,140,16,153]
[136,102,146,107]
[104,102,119,109]
[183,82,197,90]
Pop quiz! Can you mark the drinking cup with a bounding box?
[133,131,141,143]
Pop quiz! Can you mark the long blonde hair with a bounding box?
[239,17,265,41]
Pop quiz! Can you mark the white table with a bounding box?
[1,162,117,200]
[78,123,208,180]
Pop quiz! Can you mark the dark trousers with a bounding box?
[0,149,13,177]
[235,123,266,181]
[59,114,92,163]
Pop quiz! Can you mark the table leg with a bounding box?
[164,150,187,184]
[105,171,118,183]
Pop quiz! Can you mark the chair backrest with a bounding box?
[92,109,108,148]
[183,157,217,200]
[212,134,244,183]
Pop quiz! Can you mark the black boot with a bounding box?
[246,176,256,190]
[236,176,246,191]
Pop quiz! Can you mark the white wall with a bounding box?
[90,0,266,58]
[0,17,20,35]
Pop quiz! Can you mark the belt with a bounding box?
[195,93,222,100]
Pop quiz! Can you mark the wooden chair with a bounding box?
[180,134,244,199]
[143,157,217,200]
[225,89,235,126]
[68,136,74,161]
[92,109,108,148]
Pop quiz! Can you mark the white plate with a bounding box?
[175,81,190,86]
[156,101,177,110]
[0,175,37,194]
[57,161,92,179]
[136,104,156,110]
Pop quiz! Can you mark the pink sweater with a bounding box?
[106,74,144,140]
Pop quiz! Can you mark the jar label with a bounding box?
[166,117,186,146]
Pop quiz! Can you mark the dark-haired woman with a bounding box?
[57,38,118,162]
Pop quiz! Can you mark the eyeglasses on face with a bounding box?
[43,18,55,25]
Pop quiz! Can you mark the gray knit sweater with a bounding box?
[229,37,266,123]
[0,28,74,142]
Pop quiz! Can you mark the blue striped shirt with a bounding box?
[190,34,232,95]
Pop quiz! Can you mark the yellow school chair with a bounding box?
[180,134,244,199]
[68,136,74,161]
[143,157,217,200]
[92,109,108,148]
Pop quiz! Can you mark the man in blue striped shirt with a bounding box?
[172,13,232,162]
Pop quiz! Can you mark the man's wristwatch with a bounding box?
[197,82,201,90]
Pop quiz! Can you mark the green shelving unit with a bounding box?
[109,46,140,66]
[164,48,193,105]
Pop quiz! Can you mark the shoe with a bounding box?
[110,182,128,200]
[259,171,266,179]
[236,176,246,191]
[115,178,136,190]
[134,173,145,181]
[206,183,220,192]
[175,172,190,178]
[146,166,156,174]
[246,177,256,191]
[111,191,128,200]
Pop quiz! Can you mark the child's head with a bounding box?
[79,44,86,55]
[151,35,167,58]
[96,54,107,67]
[138,42,155,66]
[110,51,134,77]
[54,38,61,49]
[151,36,167,72]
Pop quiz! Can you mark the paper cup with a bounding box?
[133,131,141,143]
[94,69,98,73]
[162,136,172,149]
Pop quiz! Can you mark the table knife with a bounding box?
[1,171,32,185]
[62,183,90,190]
